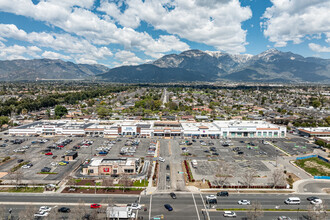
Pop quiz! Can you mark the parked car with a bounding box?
[164,204,173,211]
[278,217,292,220]
[217,191,229,197]
[90,204,101,209]
[170,192,176,199]
[39,206,52,212]
[223,211,236,217]
[166,165,170,170]
[22,163,33,169]
[41,167,51,172]
[45,152,53,156]
[58,207,71,213]
[17,159,24,163]
[159,157,165,162]
[34,211,49,217]
[238,200,250,205]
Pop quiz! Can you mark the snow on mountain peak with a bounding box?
[205,51,225,58]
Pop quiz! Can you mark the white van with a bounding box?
[284,197,300,205]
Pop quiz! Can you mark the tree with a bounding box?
[102,176,114,187]
[242,169,257,188]
[19,205,38,220]
[270,168,286,188]
[54,105,68,118]
[0,116,9,126]
[0,205,7,220]
[97,107,109,118]
[214,160,234,187]
[119,174,132,192]
[246,201,264,220]
[71,199,88,220]
[9,170,23,189]
[325,116,330,125]
[307,204,328,220]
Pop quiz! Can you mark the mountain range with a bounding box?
[0,49,329,83]
[0,59,109,81]
[99,49,330,83]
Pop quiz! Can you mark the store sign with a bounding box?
[122,127,135,132]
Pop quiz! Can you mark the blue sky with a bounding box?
[0,0,329,67]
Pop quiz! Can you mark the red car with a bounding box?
[45,152,53,155]
[58,145,64,148]
[90,204,101,209]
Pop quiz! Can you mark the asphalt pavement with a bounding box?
[0,193,328,220]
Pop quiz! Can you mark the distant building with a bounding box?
[195,115,209,122]
[298,127,330,138]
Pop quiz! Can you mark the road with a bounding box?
[158,139,186,191]
[160,88,168,108]
[296,179,330,193]
[0,193,328,220]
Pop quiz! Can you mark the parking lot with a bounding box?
[0,134,159,184]
[0,131,318,186]
[174,136,317,186]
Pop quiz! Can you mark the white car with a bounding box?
[128,203,142,210]
[39,206,52,212]
[311,198,322,205]
[238,200,250,205]
[223,211,236,217]
[22,164,32,169]
[159,157,165,162]
[34,211,49,217]
[50,162,57,166]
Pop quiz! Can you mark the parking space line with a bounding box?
[191,193,201,220]
[149,194,152,220]
[199,193,210,220]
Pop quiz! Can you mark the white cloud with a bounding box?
[262,0,330,47]
[0,24,113,64]
[0,44,41,60]
[99,0,251,53]
[309,43,330,53]
[42,51,71,60]
[0,0,190,59]
[115,50,144,66]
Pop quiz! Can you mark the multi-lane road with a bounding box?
[0,193,328,219]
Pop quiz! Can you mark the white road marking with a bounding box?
[199,193,210,220]
[149,194,152,220]
[192,193,201,220]
[136,195,142,220]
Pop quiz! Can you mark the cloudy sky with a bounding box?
[0,0,330,67]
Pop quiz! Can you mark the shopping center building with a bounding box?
[9,119,286,138]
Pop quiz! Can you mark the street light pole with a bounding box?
[297,207,299,220]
